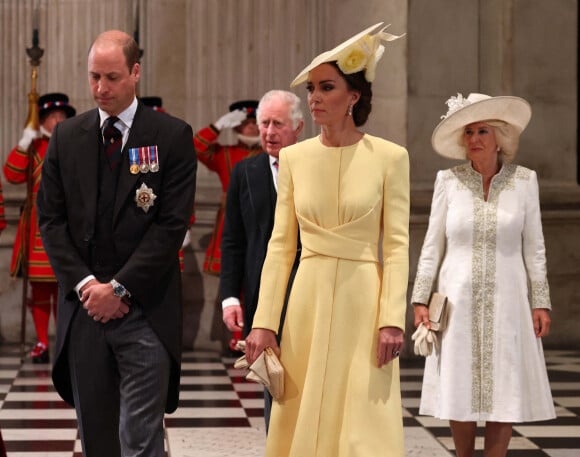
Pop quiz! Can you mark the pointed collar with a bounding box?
[98,97,138,130]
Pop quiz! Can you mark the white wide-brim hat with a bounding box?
[431,93,532,160]
[290,22,405,87]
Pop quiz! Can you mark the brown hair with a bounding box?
[329,62,372,127]
[122,36,141,72]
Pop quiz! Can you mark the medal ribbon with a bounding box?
[150,146,159,172]
[139,147,149,172]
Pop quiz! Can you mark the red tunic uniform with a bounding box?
[194,125,260,275]
[4,137,55,281]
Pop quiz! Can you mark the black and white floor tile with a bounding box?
[0,345,578,456]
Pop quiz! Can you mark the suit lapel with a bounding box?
[246,153,275,234]
[113,104,158,223]
[76,111,100,226]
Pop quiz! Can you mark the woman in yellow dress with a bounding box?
[245,23,409,457]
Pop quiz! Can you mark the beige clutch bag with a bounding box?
[234,346,284,400]
[428,292,449,332]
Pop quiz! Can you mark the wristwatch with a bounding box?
[110,279,130,299]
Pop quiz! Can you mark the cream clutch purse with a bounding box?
[234,345,284,400]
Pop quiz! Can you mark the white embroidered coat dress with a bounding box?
[411,163,555,422]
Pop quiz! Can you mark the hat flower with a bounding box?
[441,93,472,119]
[336,34,384,81]
[336,42,370,76]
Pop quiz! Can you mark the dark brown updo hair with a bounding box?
[329,61,373,127]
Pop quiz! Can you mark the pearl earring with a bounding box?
[347,104,353,116]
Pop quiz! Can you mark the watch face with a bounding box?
[110,279,128,298]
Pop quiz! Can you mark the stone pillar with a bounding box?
[479,0,514,95]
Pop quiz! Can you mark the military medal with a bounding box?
[139,147,149,173]
[129,145,159,174]
[149,146,159,173]
[128,148,140,174]
[135,182,156,213]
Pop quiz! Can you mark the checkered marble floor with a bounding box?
[0,345,578,457]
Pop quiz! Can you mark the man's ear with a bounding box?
[294,120,304,137]
[132,63,141,82]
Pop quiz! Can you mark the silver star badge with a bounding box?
[135,182,157,213]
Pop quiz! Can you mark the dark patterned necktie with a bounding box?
[103,116,122,170]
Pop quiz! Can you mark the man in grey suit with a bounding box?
[220,90,303,429]
[37,30,196,457]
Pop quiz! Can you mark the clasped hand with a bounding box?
[80,280,130,323]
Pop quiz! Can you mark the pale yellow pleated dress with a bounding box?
[252,134,410,457]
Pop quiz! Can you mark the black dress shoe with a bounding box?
[30,342,49,363]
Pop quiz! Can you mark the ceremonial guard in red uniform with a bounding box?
[3,92,76,362]
[194,100,261,351]
[141,96,195,270]
[193,100,261,274]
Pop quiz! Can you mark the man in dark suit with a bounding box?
[37,30,196,457]
[219,90,303,429]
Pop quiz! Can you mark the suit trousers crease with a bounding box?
[68,304,171,457]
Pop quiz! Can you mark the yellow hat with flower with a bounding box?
[290,22,405,87]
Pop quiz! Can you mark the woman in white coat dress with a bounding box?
[411,93,555,457]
